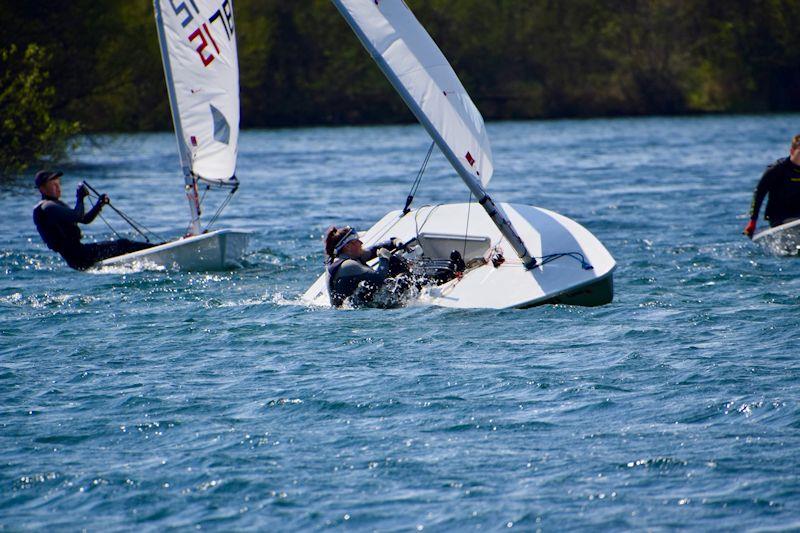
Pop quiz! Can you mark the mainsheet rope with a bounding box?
[83,181,163,242]
[402,141,435,215]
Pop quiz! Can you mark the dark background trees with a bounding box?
[2,0,799,170]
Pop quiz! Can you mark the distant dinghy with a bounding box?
[752,219,800,256]
[303,0,615,309]
[99,0,247,271]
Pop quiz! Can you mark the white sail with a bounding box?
[154,0,239,182]
[331,0,494,187]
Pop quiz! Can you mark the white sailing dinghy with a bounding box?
[753,219,800,255]
[303,0,615,309]
[99,0,248,271]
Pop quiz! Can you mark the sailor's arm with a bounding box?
[76,184,106,224]
[749,170,773,221]
[745,166,776,236]
[80,197,105,224]
[360,238,402,262]
[338,259,388,286]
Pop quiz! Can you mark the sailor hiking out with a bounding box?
[744,134,800,238]
[32,170,154,270]
[323,226,412,308]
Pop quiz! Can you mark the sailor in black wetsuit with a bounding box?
[744,134,800,238]
[32,170,154,270]
[323,226,408,308]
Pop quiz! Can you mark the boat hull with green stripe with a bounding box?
[303,203,614,309]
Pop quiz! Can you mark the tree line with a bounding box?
[2,0,799,172]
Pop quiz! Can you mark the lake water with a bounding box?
[2,115,800,530]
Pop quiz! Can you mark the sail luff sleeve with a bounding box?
[155,0,240,182]
[154,0,192,179]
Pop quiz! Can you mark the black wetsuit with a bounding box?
[33,193,153,270]
[326,243,408,308]
[749,157,800,227]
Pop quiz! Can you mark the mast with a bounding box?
[154,0,240,236]
[154,0,202,235]
[416,120,535,269]
[330,0,536,268]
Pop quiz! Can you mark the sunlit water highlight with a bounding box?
[2,115,800,529]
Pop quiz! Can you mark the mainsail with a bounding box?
[330,0,493,187]
[154,0,240,184]
[330,0,535,268]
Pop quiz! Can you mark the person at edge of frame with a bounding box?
[32,170,154,270]
[744,134,800,238]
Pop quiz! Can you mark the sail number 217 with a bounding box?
[169,0,235,67]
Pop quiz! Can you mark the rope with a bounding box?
[82,181,164,242]
[204,188,236,232]
[413,204,440,238]
[535,252,594,270]
[95,210,124,240]
[402,141,435,215]
[365,201,439,247]
[194,178,240,233]
[462,191,472,258]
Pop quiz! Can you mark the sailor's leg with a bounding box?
[115,239,156,255]
[61,247,96,270]
[83,239,155,263]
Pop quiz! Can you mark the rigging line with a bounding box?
[204,188,236,232]
[198,178,241,232]
[368,202,440,252]
[183,176,205,236]
[367,201,420,247]
[369,214,404,246]
[91,198,124,240]
[413,204,440,241]
[463,191,473,258]
[536,252,593,270]
[87,191,151,243]
[82,181,164,242]
[198,185,209,208]
[403,141,435,214]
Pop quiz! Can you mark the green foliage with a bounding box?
[0,44,79,175]
[1,0,798,151]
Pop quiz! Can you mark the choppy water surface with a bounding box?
[2,115,800,530]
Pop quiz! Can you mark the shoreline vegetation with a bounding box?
[2,0,799,173]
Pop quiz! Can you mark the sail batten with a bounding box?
[154,0,240,182]
[331,0,494,187]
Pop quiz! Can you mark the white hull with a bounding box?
[97,229,249,271]
[303,203,615,309]
[752,219,800,256]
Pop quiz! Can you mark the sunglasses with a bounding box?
[333,228,360,255]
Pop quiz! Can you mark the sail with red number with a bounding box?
[97,1,248,270]
[155,0,240,241]
[155,0,239,184]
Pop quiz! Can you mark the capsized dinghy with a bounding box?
[98,0,247,271]
[303,0,615,309]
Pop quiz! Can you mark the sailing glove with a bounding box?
[376,247,392,260]
[77,183,89,199]
[374,237,404,251]
[743,219,756,239]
